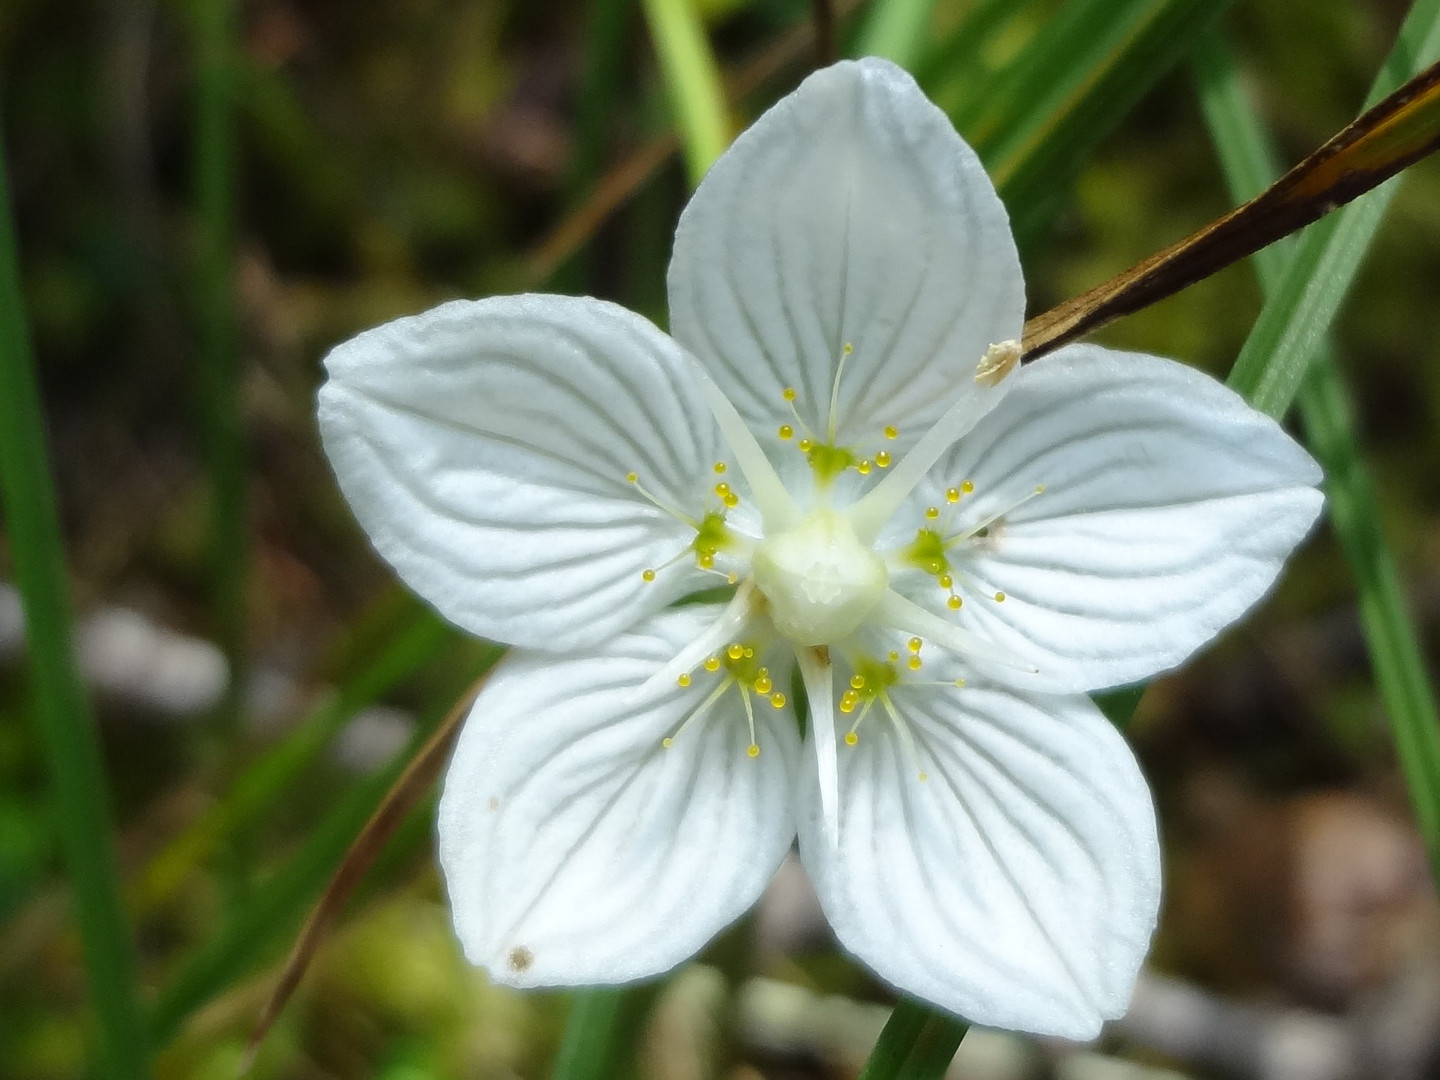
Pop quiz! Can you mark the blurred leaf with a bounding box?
[1194,30,1440,871]
[242,672,492,1069]
[552,986,662,1080]
[1227,1,1440,417]
[0,125,152,1079]
[641,0,730,185]
[856,998,967,1080]
[857,0,939,67]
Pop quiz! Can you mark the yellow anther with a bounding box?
[727,572,738,584]
[939,574,953,589]
[769,692,786,708]
[908,655,923,670]
[875,450,892,468]
[677,673,691,688]
[888,650,900,662]
[843,343,854,355]
[743,647,754,658]
[947,595,962,610]
[723,492,739,508]
[727,643,745,660]
[850,674,866,690]
[703,656,720,672]
[714,482,731,498]
[698,552,715,569]
[994,591,1007,602]
[778,424,794,440]
[747,743,761,758]
[925,506,940,520]
[918,771,929,782]
[754,675,773,694]
[884,425,898,440]
[625,471,638,484]
[856,460,872,474]
[954,678,966,687]
[662,737,674,748]
[945,487,961,503]
[1035,483,1046,494]
[798,438,814,452]
[907,637,923,652]
[962,480,975,494]
[844,732,859,746]
[839,693,858,714]
[641,568,656,582]
[782,387,797,401]
[713,462,726,474]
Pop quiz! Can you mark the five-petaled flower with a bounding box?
[318,58,1323,1039]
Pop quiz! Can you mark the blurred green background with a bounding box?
[3,0,1440,1077]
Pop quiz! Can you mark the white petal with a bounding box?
[798,679,1160,1039]
[667,57,1024,458]
[437,608,801,987]
[319,295,728,652]
[905,344,1324,693]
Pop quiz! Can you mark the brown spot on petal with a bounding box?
[487,796,500,811]
[507,945,534,972]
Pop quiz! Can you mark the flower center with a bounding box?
[751,509,888,645]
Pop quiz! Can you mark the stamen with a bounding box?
[827,343,854,444]
[949,484,1046,546]
[844,697,877,746]
[685,358,800,531]
[741,688,760,758]
[626,472,698,528]
[662,675,733,749]
[847,346,1019,545]
[635,581,758,700]
[874,590,1038,673]
[879,694,929,782]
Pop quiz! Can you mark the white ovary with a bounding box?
[750,508,888,645]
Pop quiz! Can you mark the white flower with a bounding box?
[318,59,1323,1039]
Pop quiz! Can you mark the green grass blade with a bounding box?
[640,0,728,186]
[0,126,154,1079]
[1195,31,1440,869]
[148,646,497,1044]
[978,0,1240,246]
[134,612,459,911]
[856,999,968,1080]
[1225,0,1440,418]
[194,0,246,724]
[910,0,1027,96]
[857,0,939,67]
[551,986,661,1080]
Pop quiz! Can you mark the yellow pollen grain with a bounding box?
[703,656,720,672]
[713,462,726,474]
[641,569,656,582]
[962,480,975,494]
[908,656,923,670]
[845,732,859,746]
[875,450,891,468]
[783,387,797,401]
[727,643,745,660]
[884,425,898,439]
[945,487,960,503]
[925,506,940,520]
[769,692,786,708]
[947,595,962,610]
[907,637,923,652]
[994,591,1007,602]
[778,424,794,440]
[677,673,691,688]
[747,743,761,758]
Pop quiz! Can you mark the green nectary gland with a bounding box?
[692,511,730,560]
[851,656,900,696]
[806,442,855,483]
[904,527,951,577]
